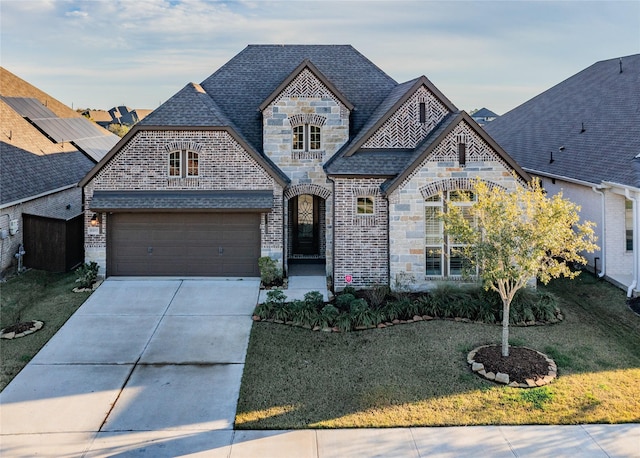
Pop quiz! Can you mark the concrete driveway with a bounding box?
[0,277,259,456]
[2,278,638,457]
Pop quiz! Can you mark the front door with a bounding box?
[290,194,320,256]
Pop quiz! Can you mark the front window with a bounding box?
[292,124,321,152]
[293,125,304,151]
[357,196,374,215]
[626,199,633,251]
[169,151,181,177]
[425,191,477,277]
[168,149,199,178]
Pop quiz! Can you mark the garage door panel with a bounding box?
[108,213,260,277]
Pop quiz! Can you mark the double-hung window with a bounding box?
[425,191,477,277]
[292,124,321,152]
[168,150,199,178]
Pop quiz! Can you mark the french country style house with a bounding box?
[80,45,529,291]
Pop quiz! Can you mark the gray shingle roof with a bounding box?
[140,83,232,127]
[484,54,640,188]
[199,45,398,151]
[1,142,94,205]
[89,190,273,211]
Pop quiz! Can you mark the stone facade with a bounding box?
[84,129,283,275]
[387,121,521,291]
[262,68,350,276]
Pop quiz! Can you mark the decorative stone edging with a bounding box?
[252,314,438,332]
[73,280,103,293]
[1,320,44,339]
[467,345,557,388]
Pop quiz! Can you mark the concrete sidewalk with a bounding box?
[1,278,638,457]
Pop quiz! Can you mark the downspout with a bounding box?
[624,188,638,297]
[326,175,336,292]
[591,186,606,278]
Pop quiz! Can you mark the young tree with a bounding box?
[440,178,598,356]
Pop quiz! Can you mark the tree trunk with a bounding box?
[502,299,510,357]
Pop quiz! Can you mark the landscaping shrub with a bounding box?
[335,293,356,312]
[316,304,339,328]
[258,256,283,287]
[253,283,560,331]
[75,262,98,289]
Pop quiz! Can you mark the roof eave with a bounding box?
[79,125,290,188]
[382,112,530,196]
[344,76,458,157]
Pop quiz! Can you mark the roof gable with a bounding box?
[485,54,640,188]
[259,59,354,112]
[200,45,397,150]
[382,112,529,195]
[343,76,457,156]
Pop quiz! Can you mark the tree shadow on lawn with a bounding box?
[236,276,640,429]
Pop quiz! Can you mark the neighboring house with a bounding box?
[485,54,640,296]
[80,45,529,291]
[0,67,119,276]
[471,108,498,126]
[82,107,152,128]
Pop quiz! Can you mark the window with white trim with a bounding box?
[425,191,477,277]
[292,124,321,152]
[356,196,374,215]
[168,149,199,178]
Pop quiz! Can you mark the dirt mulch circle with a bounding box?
[1,320,44,339]
[468,345,557,388]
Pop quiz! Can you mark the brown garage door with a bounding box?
[108,212,260,277]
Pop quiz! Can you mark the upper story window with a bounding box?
[168,149,199,178]
[425,191,477,277]
[292,124,322,152]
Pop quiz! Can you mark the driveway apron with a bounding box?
[0,278,259,455]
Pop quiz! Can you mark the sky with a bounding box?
[1,0,638,115]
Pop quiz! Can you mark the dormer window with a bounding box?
[168,149,199,178]
[292,124,322,152]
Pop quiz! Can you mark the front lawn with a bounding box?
[0,270,92,391]
[236,274,640,428]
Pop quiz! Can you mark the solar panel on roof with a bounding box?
[0,96,57,119]
[29,117,104,143]
[72,136,118,162]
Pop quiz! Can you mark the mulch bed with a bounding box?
[0,320,44,339]
[473,346,552,384]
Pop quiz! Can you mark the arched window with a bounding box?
[425,191,477,277]
[168,150,199,178]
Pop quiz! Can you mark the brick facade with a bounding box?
[333,178,388,290]
[84,130,283,275]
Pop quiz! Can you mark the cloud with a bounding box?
[1,0,638,112]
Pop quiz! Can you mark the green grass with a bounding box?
[236,274,640,428]
[0,269,92,391]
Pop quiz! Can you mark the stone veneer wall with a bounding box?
[84,130,283,276]
[333,177,388,290]
[387,121,521,291]
[262,69,350,277]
